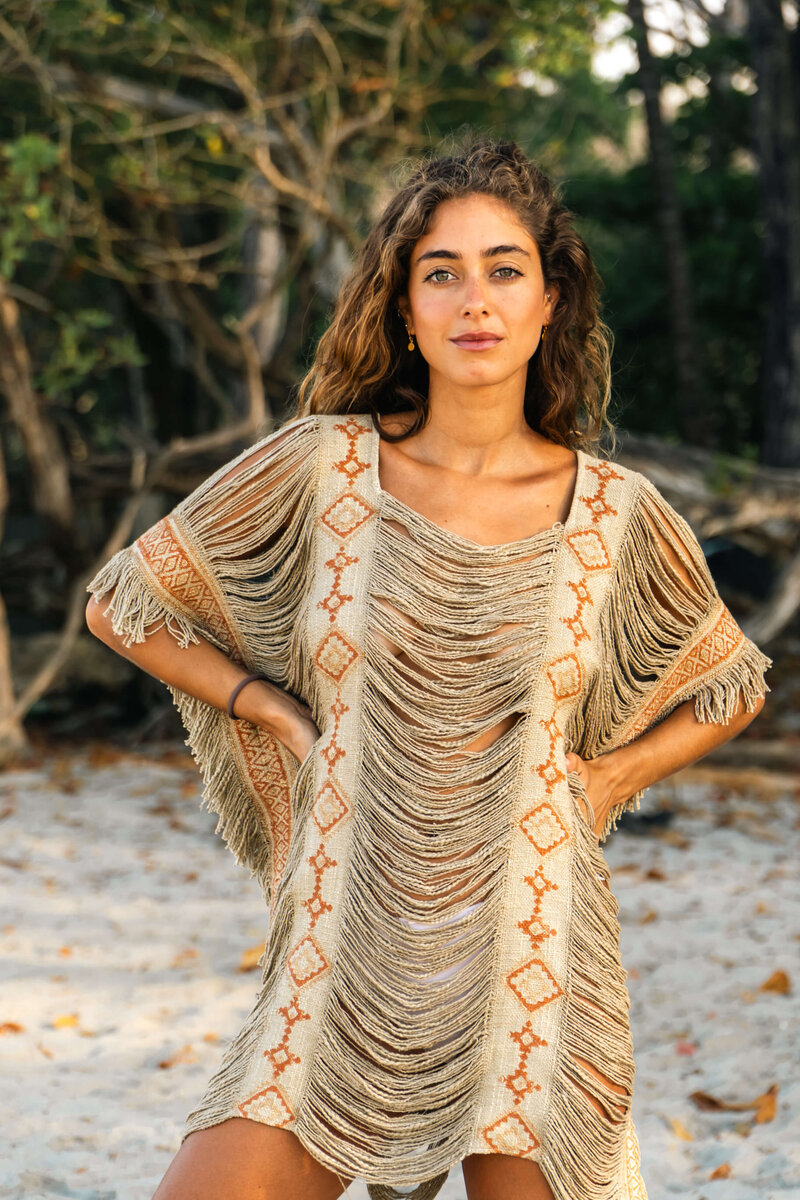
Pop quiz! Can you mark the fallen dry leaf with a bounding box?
[36,1042,54,1059]
[158,1043,198,1069]
[52,1014,79,1029]
[49,759,79,794]
[170,948,200,968]
[675,1041,697,1056]
[690,1090,757,1113]
[644,867,667,881]
[668,1117,693,1141]
[759,969,791,995]
[753,1084,778,1124]
[237,942,266,972]
[654,829,691,849]
[58,946,72,958]
[638,909,658,925]
[202,1032,219,1043]
[709,1163,732,1179]
[689,1082,778,1125]
[0,1022,24,1035]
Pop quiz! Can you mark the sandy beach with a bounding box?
[1,742,798,1199]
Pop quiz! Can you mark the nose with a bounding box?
[461,272,490,317]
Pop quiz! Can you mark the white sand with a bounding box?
[1,744,798,1200]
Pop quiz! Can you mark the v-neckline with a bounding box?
[366,412,585,553]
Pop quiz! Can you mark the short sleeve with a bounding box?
[85,413,320,891]
[576,473,771,835]
[87,413,320,663]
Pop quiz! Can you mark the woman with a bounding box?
[85,137,770,1200]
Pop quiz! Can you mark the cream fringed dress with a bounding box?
[87,412,770,1200]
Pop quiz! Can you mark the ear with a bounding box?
[396,295,412,328]
[544,284,560,322]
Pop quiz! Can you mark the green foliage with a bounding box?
[0,134,64,276]
[34,308,146,399]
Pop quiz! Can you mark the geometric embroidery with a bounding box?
[533,715,565,794]
[503,1020,548,1105]
[332,418,372,487]
[136,515,237,652]
[232,722,293,885]
[624,602,745,740]
[315,630,358,682]
[507,958,562,1012]
[482,1110,540,1156]
[312,778,350,835]
[263,996,311,1077]
[318,547,358,623]
[580,461,624,525]
[320,492,374,541]
[519,802,568,855]
[238,1083,294,1126]
[287,935,329,988]
[561,577,593,646]
[566,527,612,572]
[546,653,582,702]
[303,843,337,928]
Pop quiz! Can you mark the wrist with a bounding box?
[228,677,288,736]
[595,743,645,807]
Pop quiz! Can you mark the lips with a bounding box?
[450,332,502,348]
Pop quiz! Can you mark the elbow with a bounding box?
[85,593,114,644]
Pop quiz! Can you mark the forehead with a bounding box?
[416,193,535,250]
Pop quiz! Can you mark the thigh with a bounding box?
[462,1152,556,1200]
[152,1117,353,1200]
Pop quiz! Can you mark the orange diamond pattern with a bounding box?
[320,493,374,540]
[315,630,358,682]
[238,1084,294,1126]
[507,958,563,1013]
[287,935,329,988]
[482,1111,540,1156]
[312,779,350,835]
[519,802,569,855]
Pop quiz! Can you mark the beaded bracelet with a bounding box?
[227,673,271,720]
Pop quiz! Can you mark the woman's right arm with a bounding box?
[85,590,320,763]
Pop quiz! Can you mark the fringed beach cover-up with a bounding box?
[87,412,771,1200]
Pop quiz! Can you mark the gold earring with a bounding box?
[406,329,415,351]
[541,323,549,342]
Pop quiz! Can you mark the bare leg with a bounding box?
[152,1118,354,1200]
[462,1153,556,1200]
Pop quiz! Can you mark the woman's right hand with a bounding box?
[255,679,321,764]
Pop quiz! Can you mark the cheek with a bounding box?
[411,290,451,330]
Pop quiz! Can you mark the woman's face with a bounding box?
[397,193,558,397]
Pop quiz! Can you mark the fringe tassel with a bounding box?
[367,1176,450,1200]
[540,776,636,1200]
[168,690,273,887]
[87,548,204,650]
[85,415,321,886]
[575,476,771,843]
[691,636,773,725]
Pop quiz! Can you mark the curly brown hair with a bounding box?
[294,132,614,451]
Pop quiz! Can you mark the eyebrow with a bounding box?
[414,244,532,265]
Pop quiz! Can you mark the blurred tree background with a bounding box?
[1,0,799,759]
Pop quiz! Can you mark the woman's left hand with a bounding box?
[564,751,615,838]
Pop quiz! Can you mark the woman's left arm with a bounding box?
[566,689,766,836]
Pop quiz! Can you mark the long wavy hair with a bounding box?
[294,133,614,451]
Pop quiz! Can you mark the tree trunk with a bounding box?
[627,0,705,441]
[0,278,76,549]
[748,0,800,467]
[0,436,28,764]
